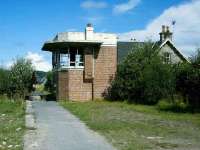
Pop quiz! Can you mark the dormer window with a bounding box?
[163,52,171,64]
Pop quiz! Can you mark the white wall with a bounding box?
[159,44,183,63]
[54,31,117,46]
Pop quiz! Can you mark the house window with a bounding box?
[52,52,60,68]
[60,48,84,69]
[60,54,70,67]
[163,52,171,64]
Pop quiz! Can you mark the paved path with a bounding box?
[24,101,116,150]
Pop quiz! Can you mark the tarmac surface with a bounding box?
[24,101,116,150]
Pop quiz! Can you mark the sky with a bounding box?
[0,0,200,71]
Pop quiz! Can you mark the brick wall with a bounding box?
[56,45,117,101]
[57,70,92,101]
[84,48,93,80]
[93,46,117,99]
[57,71,69,100]
[68,70,92,101]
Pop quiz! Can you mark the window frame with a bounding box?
[163,52,171,64]
[60,48,84,69]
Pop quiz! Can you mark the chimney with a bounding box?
[159,25,173,43]
[85,23,94,40]
[162,25,166,32]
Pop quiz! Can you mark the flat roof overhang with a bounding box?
[42,41,102,51]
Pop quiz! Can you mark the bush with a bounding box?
[0,95,11,102]
[106,42,176,104]
[0,57,39,100]
[0,68,10,95]
[44,71,56,94]
[175,62,200,109]
[9,58,34,99]
[157,100,172,110]
[157,99,188,113]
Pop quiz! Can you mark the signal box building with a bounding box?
[42,24,117,101]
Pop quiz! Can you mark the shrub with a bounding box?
[9,57,34,99]
[175,62,200,108]
[157,99,172,110]
[107,42,176,104]
[157,99,188,113]
[44,71,55,94]
[0,68,10,95]
[44,71,56,100]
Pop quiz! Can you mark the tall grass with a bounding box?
[0,96,25,150]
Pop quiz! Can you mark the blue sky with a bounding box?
[0,0,199,71]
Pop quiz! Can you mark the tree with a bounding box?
[44,71,56,100]
[176,49,200,109]
[0,68,10,95]
[107,42,176,104]
[44,71,55,94]
[9,58,34,98]
[190,48,200,66]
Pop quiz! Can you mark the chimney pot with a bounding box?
[159,25,173,42]
[166,26,170,32]
[162,25,165,32]
[85,23,94,40]
[87,23,92,27]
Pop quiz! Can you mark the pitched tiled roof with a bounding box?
[117,41,145,63]
[117,40,188,63]
[159,39,188,62]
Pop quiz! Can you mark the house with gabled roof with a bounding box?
[118,25,187,64]
[42,24,187,101]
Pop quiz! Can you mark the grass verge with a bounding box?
[61,100,200,150]
[0,99,25,150]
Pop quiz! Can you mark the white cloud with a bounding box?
[119,0,200,56]
[81,1,107,9]
[4,53,51,72]
[25,52,52,72]
[67,28,77,32]
[5,60,14,69]
[113,0,141,14]
[85,16,104,24]
[81,15,105,26]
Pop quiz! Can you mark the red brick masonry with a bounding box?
[57,46,117,101]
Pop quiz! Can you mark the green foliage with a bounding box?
[9,58,34,98]
[175,62,200,109]
[44,71,54,93]
[35,71,47,84]
[0,58,34,99]
[0,98,25,150]
[61,101,200,150]
[0,68,10,95]
[107,42,175,104]
[157,99,189,113]
[190,48,200,66]
[44,71,56,100]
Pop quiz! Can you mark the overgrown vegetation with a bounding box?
[0,97,25,150]
[44,71,56,100]
[106,42,175,104]
[174,50,200,110]
[0,58,33,149]
[44,71,55,94]
[0,69,10,95]
[175,62,200,110]
[61,101,200,150]
[0,57,34,99]
[106,42,200,111]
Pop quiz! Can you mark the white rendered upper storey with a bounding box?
[46,23,117,47]
[42,24,118,69]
